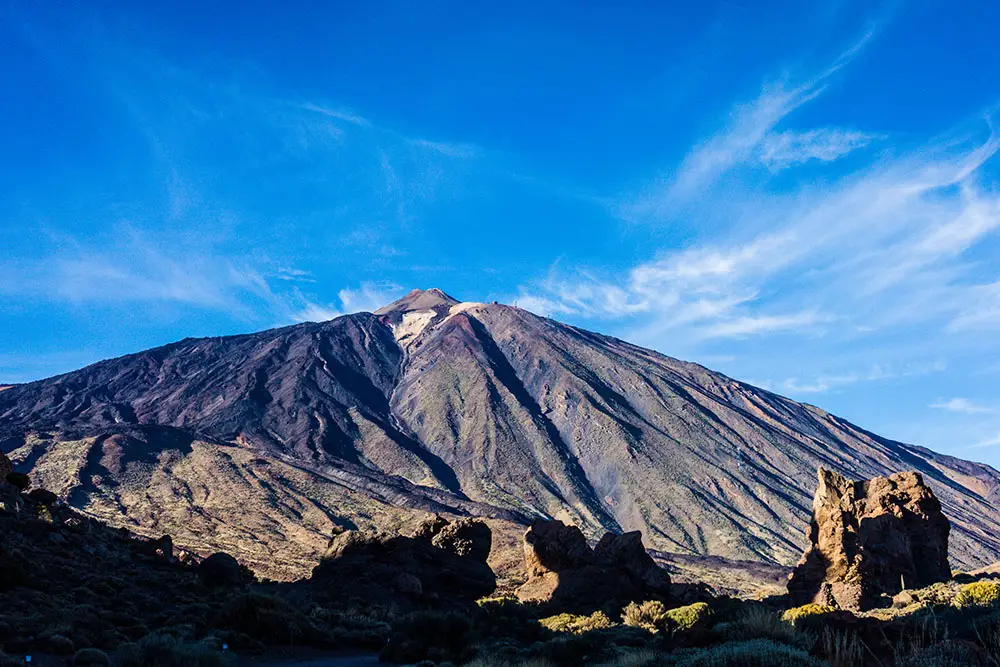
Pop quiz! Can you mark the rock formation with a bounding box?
[0,450,12,481]
[312,515,496,606]
[787,468,951,610]
[515,519,671,611]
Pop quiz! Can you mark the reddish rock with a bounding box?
[595,531,671,596]
[515,519,671,611]
[788,468,951,610]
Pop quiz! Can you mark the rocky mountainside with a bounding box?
[3,288,1000,578]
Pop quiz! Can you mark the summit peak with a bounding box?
[374,288,460,315]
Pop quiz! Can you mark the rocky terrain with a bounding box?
[3,288,1000,584]
[6,464,1000,666]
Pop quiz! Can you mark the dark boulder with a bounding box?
[787,468,951,611]
[28,488,59,506]
[515,520,671,612]
[0,450,12,480]
[199,552,252,587]
[312,515,495,606]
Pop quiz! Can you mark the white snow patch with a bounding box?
[449,302,485,315]
[391,309,437,345]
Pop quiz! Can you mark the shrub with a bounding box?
[0,546,32,591]
[117,632,228,667]
[72,648,111,666]
[381,610,476,664]
[780,604,834,626]
[307,605,392,649]
[216,592,309,644]
[718,606,813,651]
[5,472,30,491]
[622,600,669,633]
[898,640,987,666]
[954,581,1000,609]
[665,602,713,631]
[821,629,865,667]
[476,596,546,643]
[540,611,615,634]
[672,639,825,666]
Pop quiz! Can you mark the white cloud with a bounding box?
[518,104,1000,345]
[931,398,996,414]
[772,362,947,395]
[300,102,371,127]
[408,138,477,159]
[971,433,1000,449]
[759,128,877,170]
[625,30,876,217]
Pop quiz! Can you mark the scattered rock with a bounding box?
[787,468,951,611]
[313,516,496,606]
[199,552,252,587]
[515,520,671,611]
[28,488,59,506]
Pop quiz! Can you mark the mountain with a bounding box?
[3,288,1000,580]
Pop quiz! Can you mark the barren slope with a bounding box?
[3,288,1000,578]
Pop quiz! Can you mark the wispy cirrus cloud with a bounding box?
[517,29,1000,354]
[759,128,878,170]
[931,398,996,414]
[623,29,877,219]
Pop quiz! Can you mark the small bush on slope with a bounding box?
[623,601,670,633]
[716,605,811,650]
[117,632,229,667]
[380,610,476,664]
[665,603,713,631]
[671,639,824,666]
[781,604,835,626]
[954,581,1000,609]
[540,611,616,634]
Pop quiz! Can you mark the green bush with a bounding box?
[665,602,713,631]
[954,581,1000,609]
[539,611,616,634]
[72,648,111,666]
[216,592,309,644]
[308,605,392,649]
[0,546,32,591]
[117,632,228,667]
[780,604,834,626]
[381,610,476,664]
[718,605,809,649]
[476,596,546,643]
[622,600,669,633]
[673,639,825,666]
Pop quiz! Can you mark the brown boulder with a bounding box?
[787,468,951,611]
[595,531,672,595]
[313,516,495,607]
[515,520,671,611]
[0,450,12,481]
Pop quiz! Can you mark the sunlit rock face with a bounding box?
[788,468,951,610]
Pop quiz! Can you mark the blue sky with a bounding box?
[2,1,1000,465]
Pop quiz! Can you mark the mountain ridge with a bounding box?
[3,289,1000,579]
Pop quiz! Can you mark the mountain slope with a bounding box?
[3,289,1000,577]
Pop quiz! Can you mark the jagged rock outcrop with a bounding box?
[787,468,951,610]
[515,519,670,611]
[312,516,496,606]
[0,450,12,481]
